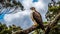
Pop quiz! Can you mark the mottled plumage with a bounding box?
[30,7,45,30]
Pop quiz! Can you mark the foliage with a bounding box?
[0,0,24,10]
[49,24,60,34]
[45,0,60,34]
[0,23,22,34]
[46,1,60,21]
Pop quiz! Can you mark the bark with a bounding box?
[45,13,60,34]
[12,25,38,34]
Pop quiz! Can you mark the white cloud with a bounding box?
[4,9,33,29]
[4,10,30,22]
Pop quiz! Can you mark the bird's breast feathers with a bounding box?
[30,11,38,26]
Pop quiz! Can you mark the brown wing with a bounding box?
[33,11,44,30]
[33,11,43,24]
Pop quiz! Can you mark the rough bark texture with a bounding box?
[12,25,38,34]
[45,13,60,34]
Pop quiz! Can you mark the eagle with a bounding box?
[30,7,45,31]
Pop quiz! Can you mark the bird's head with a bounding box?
[30,7,35,10]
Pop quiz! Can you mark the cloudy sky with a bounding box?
[0,0,51,29]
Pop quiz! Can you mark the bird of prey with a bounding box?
[30,7,45,31]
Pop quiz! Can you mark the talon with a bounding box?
[33,23,38,26]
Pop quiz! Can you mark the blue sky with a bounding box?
[0,0,51,29]
[33,0,38,2]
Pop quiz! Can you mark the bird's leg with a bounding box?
[33,20,39,26]
[43,29,45,33]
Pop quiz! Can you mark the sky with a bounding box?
[0,0,51,29]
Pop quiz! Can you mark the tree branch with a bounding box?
[45,13,60,34]
[12,25,38,34]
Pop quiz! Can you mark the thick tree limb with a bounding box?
[45,13,60,34]
[12,25,38,34]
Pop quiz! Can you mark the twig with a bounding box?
[45,13,60,34]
